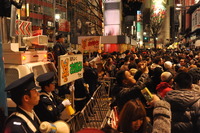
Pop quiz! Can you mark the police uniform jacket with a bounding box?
[34,90,65,122]
[52,42,66,67]
[4,107,41,133]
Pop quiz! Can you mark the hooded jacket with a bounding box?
[156,82,173,98]
[165,90,200,133]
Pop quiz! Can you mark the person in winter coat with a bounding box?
[165,72,200,133]
[188,67,200,92]
[83,59,99,96]
[112,61,149,113]
[156,71,173,98]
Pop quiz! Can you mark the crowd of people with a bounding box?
[95,48,200,133]
[2,34,200,133]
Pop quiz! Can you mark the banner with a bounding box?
[58,19,70,32]
[79,36,101,52]
[58,54,83,86]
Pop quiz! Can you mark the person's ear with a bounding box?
[23,95,29,102]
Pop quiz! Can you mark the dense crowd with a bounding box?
[81,48,200,133]
[2,47,200,133]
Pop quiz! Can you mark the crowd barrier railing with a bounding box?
[66,82,112,133]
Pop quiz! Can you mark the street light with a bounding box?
[55,14,61,22]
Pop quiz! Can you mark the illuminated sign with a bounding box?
[58,54,83,86]
[152,0,166,14]
[192,8,200,32]
[104,0,121,35]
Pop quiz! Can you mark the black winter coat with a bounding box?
[113,73,149,112]
[165,90,200,133]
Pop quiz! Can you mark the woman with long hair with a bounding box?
[117,99,151,133]
[117,95,171,133]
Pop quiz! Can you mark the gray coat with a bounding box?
[165,90,200,133]
[152,100,171,133]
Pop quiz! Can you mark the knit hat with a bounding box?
[161,72,173,82]
[164,61,172,69]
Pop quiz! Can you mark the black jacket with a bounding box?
[113,73,149,112]
[4,107,41,133]
[34,91,65,122]
[165,90,200,133]
[52,42,66,67]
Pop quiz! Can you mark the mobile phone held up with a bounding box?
[141,87,153,102]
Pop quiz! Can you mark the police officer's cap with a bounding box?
[37,72,56,86]
[5,73,36,92]
[56,33,64,40]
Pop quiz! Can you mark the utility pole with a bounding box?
[0,17,7,116]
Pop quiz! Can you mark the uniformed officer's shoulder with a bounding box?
[4,115,27,132]
[5,114,26,125]
[40,95,52,104]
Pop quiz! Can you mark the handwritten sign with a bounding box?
[78,36,101,52]
[58,54,83,86]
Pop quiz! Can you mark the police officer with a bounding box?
[53,33,66,68]
[34,72,71,122]
[3,73,41,133]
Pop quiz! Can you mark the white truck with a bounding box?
[3,36,57,114]
[1,16,57,114]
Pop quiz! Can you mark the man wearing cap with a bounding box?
[53,33,66,68]
[4,73,41,133]
[34,72,71,122]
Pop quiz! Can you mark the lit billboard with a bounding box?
[104,0,121,35]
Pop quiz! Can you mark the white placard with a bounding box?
[58,54,83,86]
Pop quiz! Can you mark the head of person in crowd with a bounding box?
[134,70,143,81]
[161,72,174,84]
[177,66,188,73]
[188,68,200,85]
[83,58,89,67]
[153,56,163,66]
[107,57,114,65]
[116,70,136,87]
[179,57,188,67]
[124,55,131,64]
[146,57,152,65]
[56,33,64,43]
[117,99,148,133]
[188,64,197,70]
[174,72,192,90]
[5,73,40,108]
[156,71,174,98]
[36,72,56,92]
[164,61,173,70]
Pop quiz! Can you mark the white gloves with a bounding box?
[62,99,71,106]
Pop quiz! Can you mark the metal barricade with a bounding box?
[99,77,116,97]
[66,82,111,133]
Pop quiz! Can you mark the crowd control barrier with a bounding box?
[66,81,112,133]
